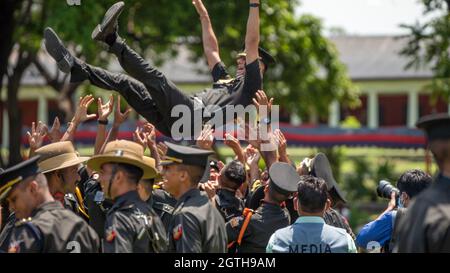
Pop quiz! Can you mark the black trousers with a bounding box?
[71,39,199,138]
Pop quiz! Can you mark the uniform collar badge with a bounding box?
[106,227,117,243]
[8,241,20,253]
[172,224,183,241]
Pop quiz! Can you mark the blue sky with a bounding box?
[297,0,441,35]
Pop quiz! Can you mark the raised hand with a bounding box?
[143,122,156,147]
[48,117,63,143]
[196,124,214,150]
[274,129,287,154]
[245,145,260,167]
[157,142,168,158]
[27,121,48,151]
[113,95,132,127]
[202,180,218,201]
[192,0,208,17]
[224,133,241,151]
[72,95,97,125]
[252,90,274,115]
[97,95,114,122]
[133,127,148,150]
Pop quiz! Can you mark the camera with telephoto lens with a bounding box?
[377,180,400,201]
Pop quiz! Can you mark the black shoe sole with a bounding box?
[92,1,125,42]
[43,27,73,73]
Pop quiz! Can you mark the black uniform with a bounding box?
[226,201,290,253]
[147,188,176,232]
[7,201,99,253]
[226,162,299,253]
[70,39,262,137]
[168,188,227,253]
[0,212,16,252]
[214,188,245,222]
[80,173,113,239]
[324,208,356,240]
[103,190,168,253]
[393,113,450,252]
[63,193,89,222]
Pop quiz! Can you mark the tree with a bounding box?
[400,0,450,105]
[122,0,359,121]
[2,0,358,166]
[2,0,119,166]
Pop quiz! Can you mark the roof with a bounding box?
[4,35,435,87]
[329,35,433,80]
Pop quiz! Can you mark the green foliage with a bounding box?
[343,157,397,203]
[400,0,450,103]
[114,0,359,120]
[12,0,359,121]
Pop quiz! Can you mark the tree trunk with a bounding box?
[0,0,22,167]
[7,77,22,166]
[58,82,82,122]
[33,58,82,122]
[0,0,21,91]
[6,50,33,166]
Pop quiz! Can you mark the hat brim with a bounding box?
[311,153,347,204]
[87,156,157,179]
[160,160,176,166]
[41,157,89,174]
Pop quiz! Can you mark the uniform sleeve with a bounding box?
[103,212,135,253]
[425,208,450,252]
[211,62,230,82]
[243,60,262,96]
[355,211,394,250]
[8,223,43,253]
[346,233,358,253]
[225,215,245,243]
[170,212,202,253]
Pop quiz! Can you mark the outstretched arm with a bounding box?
[192,0,221,70]
[245,0,260,65]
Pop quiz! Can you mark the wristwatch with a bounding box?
[98,119,108,125]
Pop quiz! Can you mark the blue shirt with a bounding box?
[356,210,396,251]
[266,216,357,253]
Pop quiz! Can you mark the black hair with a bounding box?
[297,175,328,213]
[116,163,144,183]
[268,183,290,203]
[176,164,205,185]
[396,169,432,198]
[223,160,246,188]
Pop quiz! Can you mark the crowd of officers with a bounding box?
[0,89,449,253]
[2,0,450,253]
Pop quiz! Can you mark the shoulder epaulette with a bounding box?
[15,217,32,227]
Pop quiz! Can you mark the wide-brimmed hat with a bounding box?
[87,140,157,179]
[34,141,89,174]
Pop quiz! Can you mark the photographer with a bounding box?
[356,169,432,252]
